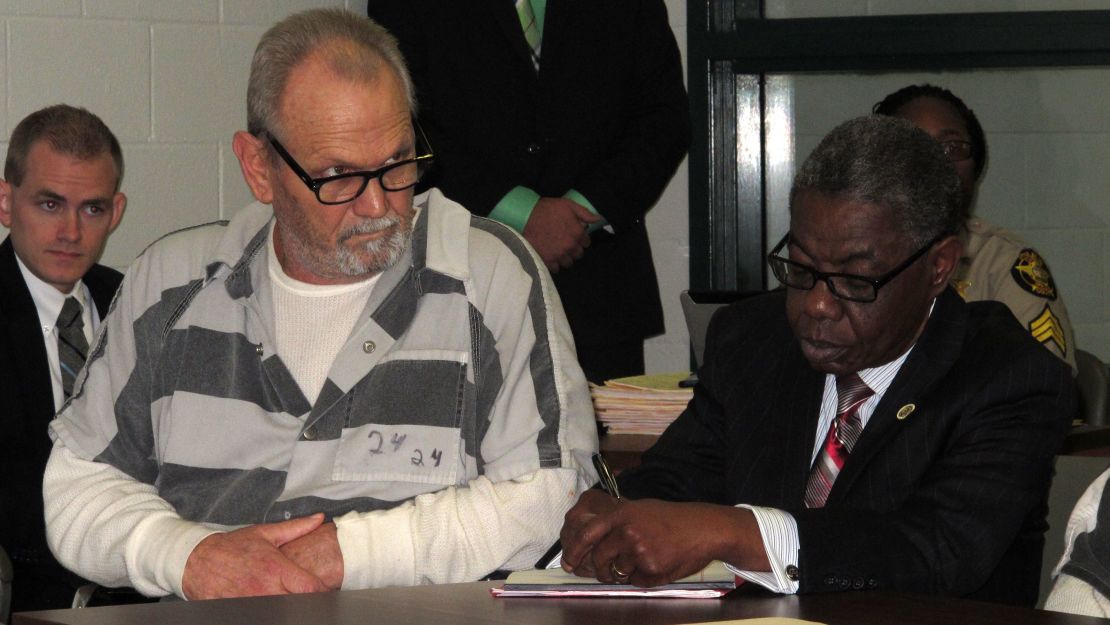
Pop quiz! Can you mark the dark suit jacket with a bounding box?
[0,236,122,611]
[366,0,690,348]
[619,288,1076,606]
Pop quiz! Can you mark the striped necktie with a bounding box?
[57,296,89,398]
[515,0,542,70]
[804,373,874,508]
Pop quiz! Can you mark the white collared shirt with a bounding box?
[15,253,101,412]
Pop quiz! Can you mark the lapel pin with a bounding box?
[896,404,915,420]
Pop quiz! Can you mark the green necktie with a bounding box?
[515,0,541,69]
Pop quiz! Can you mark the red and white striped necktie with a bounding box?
[804,373,874,508]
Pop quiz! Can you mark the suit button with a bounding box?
[785,565,799,581]
[852,577,864,589]
[867,578,878,588]
[824,575,836,586]
[527,142,541,154]
[839,578,851,589]
[302,425,317,441]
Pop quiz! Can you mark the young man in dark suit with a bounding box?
[366,0,690,383]
[560,115,1077,606]
[0,104,125,612]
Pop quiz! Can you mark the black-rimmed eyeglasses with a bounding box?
[766,233,943,303]
[266,124,434,205]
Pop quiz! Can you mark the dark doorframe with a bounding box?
[687,5,1110,291]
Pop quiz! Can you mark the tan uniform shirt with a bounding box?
[952,217,1076,372]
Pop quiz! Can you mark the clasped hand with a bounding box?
[523,197,601,273]
[182,513,345,599]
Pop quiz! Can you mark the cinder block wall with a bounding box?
[0,0,696,375]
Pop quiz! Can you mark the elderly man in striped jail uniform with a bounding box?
[42,8,597,600]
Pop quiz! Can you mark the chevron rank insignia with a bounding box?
[1029,304,1067,355]
[1010,249,1058,300]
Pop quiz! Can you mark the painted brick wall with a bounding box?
[0,0,695,374]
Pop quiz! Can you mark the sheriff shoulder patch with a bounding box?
[1010,249,1058,300]
[1029,304,1067,356]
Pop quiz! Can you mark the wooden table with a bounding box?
[13,582,1110,625]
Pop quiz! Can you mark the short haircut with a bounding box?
[872,83,987,182]
[4,104,124,191]
[247,8,415,139]
[791,115,964,248]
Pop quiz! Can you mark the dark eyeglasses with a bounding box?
[767,233,943,303]
[266,124,434,205]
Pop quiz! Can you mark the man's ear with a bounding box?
[232,131,275,204]
[0,179,12,229]
[107,191,127,235]
[927,234,963,298]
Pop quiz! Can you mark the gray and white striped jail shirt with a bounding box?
[51,189,598,527]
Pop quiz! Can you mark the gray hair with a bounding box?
[790,115,963,247]
[246,8,416,138]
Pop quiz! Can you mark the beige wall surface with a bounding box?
[0,0,695,375]
[0,0,366,270]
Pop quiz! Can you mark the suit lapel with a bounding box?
[488,0,539,76]
[831,288,967,496]
[0,237,56,424]
[770,339,828,503]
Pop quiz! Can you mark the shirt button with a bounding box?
[363,340,376,354]
[527,142,541,154]
[785,565,799,581]
[302,425,317,441]
[256,343,264,355]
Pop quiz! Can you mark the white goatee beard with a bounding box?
[334,215,410,276]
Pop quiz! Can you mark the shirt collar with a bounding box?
[14,251,88,331]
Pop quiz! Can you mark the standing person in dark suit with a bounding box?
[366,0,690,383]
[559,115,1076,606]
[0,104,126,612]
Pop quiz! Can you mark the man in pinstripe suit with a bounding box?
[560,115,1076,606]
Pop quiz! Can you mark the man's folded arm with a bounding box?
[43,443,217,597]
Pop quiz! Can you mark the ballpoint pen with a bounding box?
[591,452,622,502]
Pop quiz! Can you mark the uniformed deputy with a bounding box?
[874,84,1076,373]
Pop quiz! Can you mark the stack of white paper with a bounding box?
[590,372,694,435]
